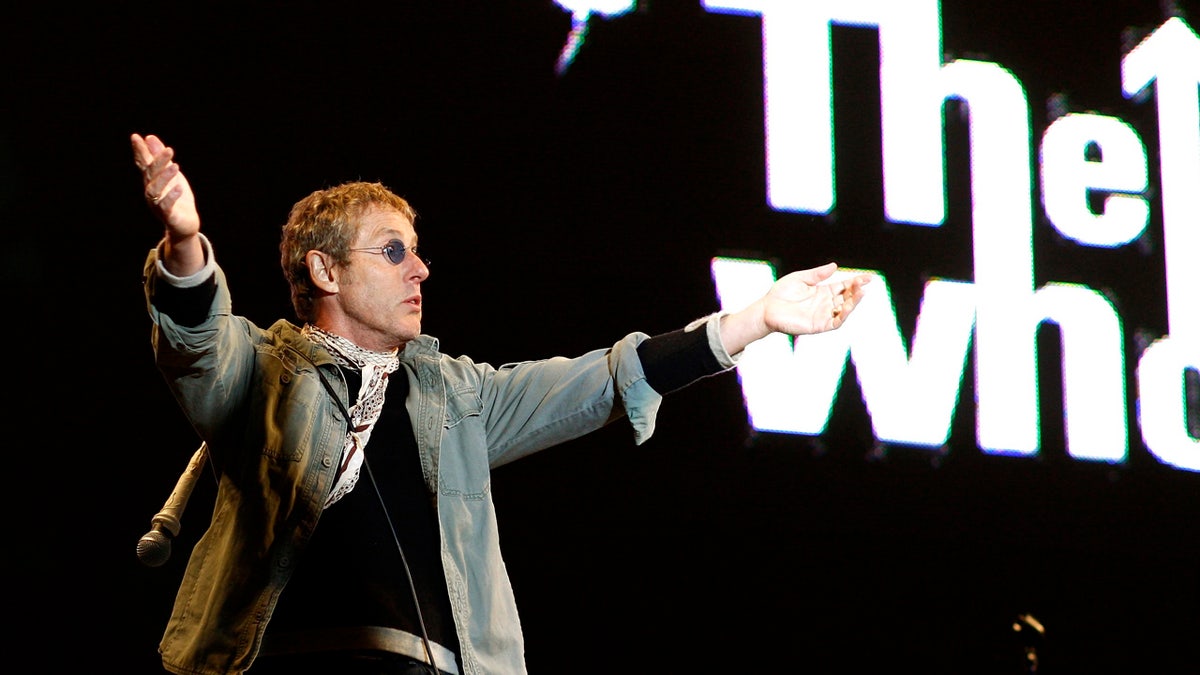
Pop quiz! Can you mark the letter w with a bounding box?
[711,257,975,447]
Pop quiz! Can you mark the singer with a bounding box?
[132,132,870,675]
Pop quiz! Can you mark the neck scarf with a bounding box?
[303,324,401,509]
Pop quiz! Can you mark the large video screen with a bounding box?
[12,2,1194,673]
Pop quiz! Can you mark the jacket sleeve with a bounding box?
[466,313,737,467]
[142,234,260,453]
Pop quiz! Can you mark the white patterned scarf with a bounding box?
[302,324,401,509]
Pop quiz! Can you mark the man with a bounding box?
[133,132,870,675]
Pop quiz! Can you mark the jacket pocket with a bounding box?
[251,348,329,463]
[444,384,482,428]
[438,386,490,498]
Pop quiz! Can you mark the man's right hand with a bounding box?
[132,133,205,277]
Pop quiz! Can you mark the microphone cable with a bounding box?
[363,455,440,675]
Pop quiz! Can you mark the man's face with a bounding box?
[333,206,429,351]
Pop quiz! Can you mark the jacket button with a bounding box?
[322,456,333,467]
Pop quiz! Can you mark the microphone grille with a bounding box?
[137,529,172,567]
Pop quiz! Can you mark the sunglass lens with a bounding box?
[383,240,406,265]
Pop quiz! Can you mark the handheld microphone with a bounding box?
[137,443,209,567]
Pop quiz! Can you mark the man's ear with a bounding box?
[306,250,338,292]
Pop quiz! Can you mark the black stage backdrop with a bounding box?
[6,1,1197,673]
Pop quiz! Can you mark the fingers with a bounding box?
[133,132,181,206]
[764,269,872,335]
[146,161,179,204]
[146,145,175,180]
[828,273,872,322]
[131,134,153,174]
[144,133,165,154]
[131,132,172,177]
[830,285,848,320]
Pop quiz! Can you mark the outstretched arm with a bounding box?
[131,133,204,277]
[718,262,872,356]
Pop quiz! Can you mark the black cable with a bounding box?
[303,347,443,674]
[363,456,440,675]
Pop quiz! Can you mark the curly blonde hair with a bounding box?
[280,181,417,322]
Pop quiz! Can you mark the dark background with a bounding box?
[5,1,1196,673]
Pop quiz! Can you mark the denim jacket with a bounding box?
[143,237,734,674]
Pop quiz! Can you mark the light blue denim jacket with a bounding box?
[143,235,735,675]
